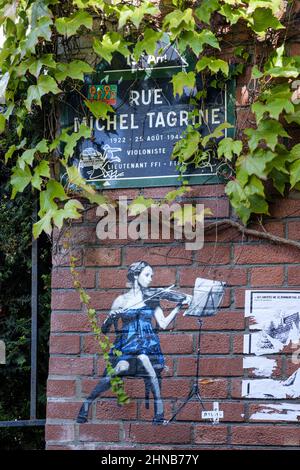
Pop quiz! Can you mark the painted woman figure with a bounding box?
[76,261,191,425]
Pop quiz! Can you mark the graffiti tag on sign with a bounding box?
[87,84,117,105]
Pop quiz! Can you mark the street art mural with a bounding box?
[242,290,300,421]
[76,261,225,425]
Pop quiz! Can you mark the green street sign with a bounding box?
[62,34,235,189]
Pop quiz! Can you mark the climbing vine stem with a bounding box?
[2,0,300,401]
[68,245,129,405]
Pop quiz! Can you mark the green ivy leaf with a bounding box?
[290,144,300,161]
[128,195,157,216]
[252,96,294,122]
[82,190,108,206]
[163,186,191,203]
[93,33,131,63]
[118,6,134,29]
[129,1,159,28]
[65,166,108,207]
[23,17,53,51]
[234,46,245,57]
[61,124,91,159]
[28,54,57,78]
[285,106,300,126]
[3,103,14,121]
[180,30,219,56]
[252,84,294,121]
[263,48,299,77]
[2,1,18,20]
[247,0,282,16]
[55,11,93,37]
[25,75,60,110]
[267,65,299,78]
[52,199,84,229]
[270,169,289,195]
[18,148,35,168]
[202,123,233,147]
[247,174,267,197]
[133,29,163,60]
[196,57,229,76]
[30,0,53,28]
[4,144,16,163]
[18,139,48,169]
[73,0,102,7]
[11,164,32,199]
[195,0,220,24]
[226,175,268,223]
[33,212,53,238]
[31,160,50,190]
[79,287,91,304]
[172,71,195,97]
[236,149,275,186]
[217,138,242,161]
[117,2,159,29]
[66,165,89,188]
[270,157,288,175]
[247,193,269,215]
[251,65,264,79]
[172,129,201,161]
[219,5,245,25]
[197,30,220,53]
[55,60,93,82]
[39,180,68,217]
[84,100,114,119]
[163,8,195,38]
[0,114,6,134]
[290,160,300,188]
[225,179,251,224]
[250,8,284,36]
[245,120,290,152]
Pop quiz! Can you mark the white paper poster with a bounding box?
[242,290,300,421]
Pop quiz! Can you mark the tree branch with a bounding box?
[205,219,300,250]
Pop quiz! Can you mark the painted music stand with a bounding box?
[166,278,225,424]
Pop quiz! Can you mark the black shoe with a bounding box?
[152,413,166,425]
[76,414,88,424]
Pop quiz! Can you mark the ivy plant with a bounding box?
[1,0,300,400]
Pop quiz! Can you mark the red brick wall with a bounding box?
[46,187,300,450]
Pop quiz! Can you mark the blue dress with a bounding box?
[110,305,164,373]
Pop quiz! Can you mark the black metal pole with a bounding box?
[30,201,38,420]
[195,319,203,382]
[0,419,45,428]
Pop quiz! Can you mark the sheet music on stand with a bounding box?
[167,277,226,425]
[184,278,226,317]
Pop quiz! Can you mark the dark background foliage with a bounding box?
[0,145,51,449]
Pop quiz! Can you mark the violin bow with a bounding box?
[121,284,176,314]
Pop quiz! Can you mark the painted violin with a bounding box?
[101,285,189,334]
[143,284,188,307]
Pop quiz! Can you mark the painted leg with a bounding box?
[76,360,129,423]
[137,354,165,425]
[76,376,111,423]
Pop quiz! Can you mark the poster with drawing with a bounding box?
[242,290,300,422]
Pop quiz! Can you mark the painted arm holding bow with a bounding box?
[101,284,192,334]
